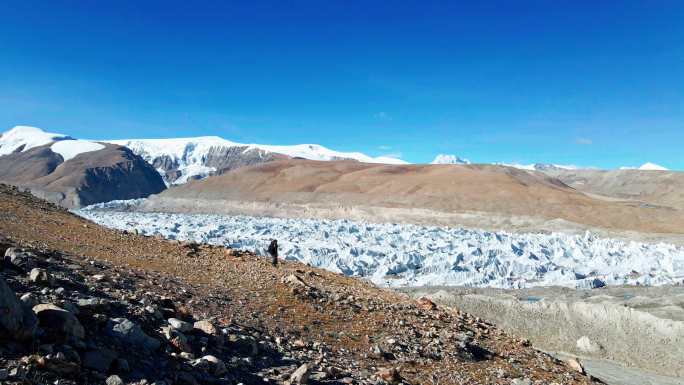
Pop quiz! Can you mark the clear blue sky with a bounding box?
[1,1,682,168]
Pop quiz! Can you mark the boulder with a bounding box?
[4,248,37,270]
[82,348,118,372]
[168,317,193,332]
[289,363,311,385]
[32,304,85,343]
[29,268,54,285]
[106,375,125,385]
[0,277,37,340]
[106,317,160,351]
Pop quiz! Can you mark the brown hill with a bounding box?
[0,143,166,208]
[0,184,597,384]
[541,168,684,210]
[150,159,684,235]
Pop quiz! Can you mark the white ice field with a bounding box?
[78,202,684,289]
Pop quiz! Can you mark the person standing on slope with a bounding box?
[268,239,278,266]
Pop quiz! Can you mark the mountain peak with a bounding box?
[431,154,470,165]
[0,126,72,156]
[639,162,668,171]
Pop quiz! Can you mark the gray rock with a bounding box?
[0,277,37,340]
[0,368,8,380]
[114,358,130,372]
[106,375,125,385]
[106,317,160,351]
[4,248,37,270]
[82,348,118,372]
[196,355,226,375]
[29,268,54,285]
[32,303,85,343]
[512,379,532,385]
[290,363,311,385]
[20,293,38,308]
[193,320,217,335]
[168,318,193,333]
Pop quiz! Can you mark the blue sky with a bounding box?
[0,1,682,168]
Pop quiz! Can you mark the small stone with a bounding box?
[377,367,401,385]
[92,274,107,282]
[193,320,217,335]
[417,297,437,311]
[289,363,310,385]
[106,375,125,385]
[29,268,53,285]
[168,318,193,332]
[0,368,7,380]
[566,357,585,374]
[512,379,532,385]
[198,355,226,375]
[106,318,160,351]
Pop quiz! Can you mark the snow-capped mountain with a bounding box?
[431,154,470,165]
[500,163,578,172]
[108,137,408,185]
[0,125,107,160]
[619,163,669,171]
[0,126,165,207]
[0,126,72,155]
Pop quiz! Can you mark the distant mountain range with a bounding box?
[0,126,677,208]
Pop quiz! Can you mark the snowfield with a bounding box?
[77,203,684,289]
[51,140,105,161]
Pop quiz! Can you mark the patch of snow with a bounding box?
[0,126,71,155]
[77,204,684,289]
[431,154,470,165]
[50,140,105,161]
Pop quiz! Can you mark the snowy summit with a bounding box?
[0,126,105,161]
[431,154,470,165]
[0,126,70,155]
[638,162,669,171]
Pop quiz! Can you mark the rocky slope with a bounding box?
[140,159,684,236]
[0,184,598,385]
[0,132,166,208]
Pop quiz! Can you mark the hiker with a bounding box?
[268,239,278,266]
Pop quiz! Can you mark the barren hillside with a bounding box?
[542,168,684,210]
[146,159,684,235]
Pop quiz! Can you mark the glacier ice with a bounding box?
[77,204,684,289]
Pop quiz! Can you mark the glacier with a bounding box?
[77,203,684,289]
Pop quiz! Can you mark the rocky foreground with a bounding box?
[0,185,597,385]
